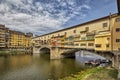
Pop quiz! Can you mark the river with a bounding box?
[0,51,106,80]
[0,53,86,80]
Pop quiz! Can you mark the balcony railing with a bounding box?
[86,32,95,36]
[86,36,94,40]
[80,37,86,40]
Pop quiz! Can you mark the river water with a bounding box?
[0,51,106,80]
[0,54,85,80]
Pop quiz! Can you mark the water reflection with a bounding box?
[0,55,32,75]
[0,54,84,80]
[49,59,84,79]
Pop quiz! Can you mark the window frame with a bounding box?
[103,22,108,28]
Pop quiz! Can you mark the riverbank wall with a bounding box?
[0,48,33,56]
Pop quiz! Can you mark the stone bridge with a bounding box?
[31,2,120,78]
[33,44,81,58]
[33,44,119,69]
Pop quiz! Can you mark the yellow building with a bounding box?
[95,32,111,51]
[0,25,33,49]
[112,16,120,51]
[32,13,120,52]
[8,30,24,48]
[8,30,33,49]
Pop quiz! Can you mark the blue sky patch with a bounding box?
[0,0,118,35]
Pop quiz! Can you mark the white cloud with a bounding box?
[0,0,91,35]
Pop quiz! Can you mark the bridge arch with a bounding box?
[39,46,50,54]
[60,48,80,58]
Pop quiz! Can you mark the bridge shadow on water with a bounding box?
[39,47,111,67]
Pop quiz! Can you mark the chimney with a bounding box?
[117,0,120,15]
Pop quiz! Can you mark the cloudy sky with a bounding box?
[0,0,118,35]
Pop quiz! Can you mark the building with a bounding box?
[95,31,111,51]
[8,30,33,49]
[25,32,33,48]
[8,30,25,48]
[0,25,6,48]
[112,16,120,51]
[32,13,120,52]
[26,32,33,37]
[0,25,33,49]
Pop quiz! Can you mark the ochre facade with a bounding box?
[0,25,33,49]
[32,14,120,52]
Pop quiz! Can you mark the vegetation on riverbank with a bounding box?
[60,67,118,80]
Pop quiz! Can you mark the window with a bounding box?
[95,44,101,48]
[80,44,86,46]
[65,32,67,35]
[75,44,79,46]
[116,39,120,42]
[73,30,76,33]
[116,18,120,22]
[106,44,109,48]
[116,28,120,32]
[107,38,110,40]
[118,48,120,51]
[88,43,94,46]
[103,23,108,28]
[85,27,89,31]
[18,35,22,39]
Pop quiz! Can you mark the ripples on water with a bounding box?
[0,54,85,80]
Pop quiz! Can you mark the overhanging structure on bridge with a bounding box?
[32,13,120,52]
[32,13,120,69]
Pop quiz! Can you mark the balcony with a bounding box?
[65,36,74,42]
[0,32,5,34]
[86,32,95,36]
[80,37,86,40]
[73,34,80,41]
[86,36,94,41]
[63,42,75,48]
[57,40,61,43]
[74,34,80,38]
[68,36,74,40]
[74,38,80,42]
[80,27,89,33]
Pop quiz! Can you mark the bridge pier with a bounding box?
[33,47,40,54]
[112,52,120,70]
[112,53,119,69]
[50,47,65,59]
[95,51,119,69]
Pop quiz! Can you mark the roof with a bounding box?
[9,30,25,35]
[0,24,5,29]
[33,13,118,39]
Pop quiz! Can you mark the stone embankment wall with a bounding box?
[0,48,33,56]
